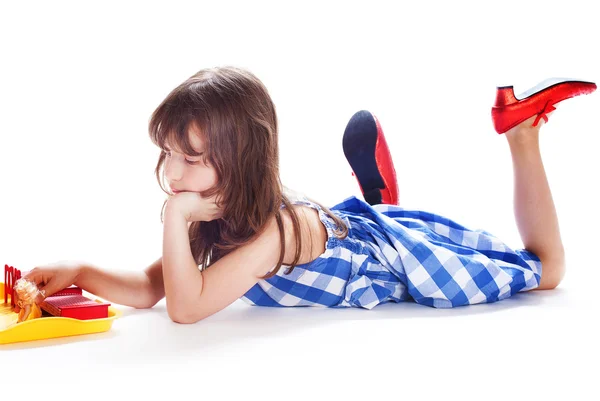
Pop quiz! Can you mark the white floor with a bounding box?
[2,1,599,399]
[3,261,599,399]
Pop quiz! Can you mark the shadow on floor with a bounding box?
[2,288,569,353]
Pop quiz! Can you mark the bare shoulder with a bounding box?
[278,204,327,266]
[231,204,328,278]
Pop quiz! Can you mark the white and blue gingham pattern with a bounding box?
[241,196,542,309]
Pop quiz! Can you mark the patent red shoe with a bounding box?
[342,110,399,205]
[491,78,596,134]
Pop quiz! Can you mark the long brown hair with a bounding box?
[148,66,347,279]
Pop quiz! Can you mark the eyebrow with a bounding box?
[163,145,204,157]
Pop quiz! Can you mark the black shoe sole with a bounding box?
[342,110,385,205]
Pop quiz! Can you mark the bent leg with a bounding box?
[505,114,565,290]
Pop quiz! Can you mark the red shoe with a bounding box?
[491,78,596,134]
[342,110,399,205]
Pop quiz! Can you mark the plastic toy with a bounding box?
[1,264,121,345]
[13,278,43,323]
[4,264,21,306]
[41,294,110,320]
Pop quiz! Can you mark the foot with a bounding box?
[505,111,553,146]
[342,110,399,205]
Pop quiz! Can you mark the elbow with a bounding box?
[167,306,205,324]
[170,316,200,325]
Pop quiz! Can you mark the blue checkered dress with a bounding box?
[241,196,542,309]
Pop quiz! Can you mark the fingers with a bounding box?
[36,280,61,304]
[22,268,47,287]
[21,268,52,304]
[34,288,48,305]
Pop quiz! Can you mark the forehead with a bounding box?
[166,123,205,152]
[187,125,205,149]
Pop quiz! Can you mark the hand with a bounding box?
[167,191,223,222]
[21,260,83,304]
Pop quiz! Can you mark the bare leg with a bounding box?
[505,113,565,290]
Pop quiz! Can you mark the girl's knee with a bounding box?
[537,255,566,290]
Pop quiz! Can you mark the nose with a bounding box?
[164,157,184,183]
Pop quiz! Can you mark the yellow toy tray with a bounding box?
[0,282,121,345]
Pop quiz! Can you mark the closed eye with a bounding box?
[163,149,203,165]
[187,152,205,165]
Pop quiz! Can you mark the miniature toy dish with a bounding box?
[0,282,121,345]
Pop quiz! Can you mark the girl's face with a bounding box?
[164,125,217,194]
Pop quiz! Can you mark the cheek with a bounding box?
[206,167,218,186]
[192,166,218,190]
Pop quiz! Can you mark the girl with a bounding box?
[20,68,596,323]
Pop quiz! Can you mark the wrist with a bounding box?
[73,263,87,287]
[165,197,188,222]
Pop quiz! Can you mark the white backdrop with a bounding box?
[1,0,599,398]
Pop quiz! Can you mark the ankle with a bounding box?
[504,114,545,146]
[506,127,540,148]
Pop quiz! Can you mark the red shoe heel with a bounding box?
[491,78,596,134]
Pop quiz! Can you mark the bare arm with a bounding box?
[162,201,280,323]
[73,258,165,309]
[162,203,205,321]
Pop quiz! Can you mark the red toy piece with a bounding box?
[52,287,83,297]
[4,264,22,307]
[3,265,8,304]
[41,295,110,320]
[491,78,597,134]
